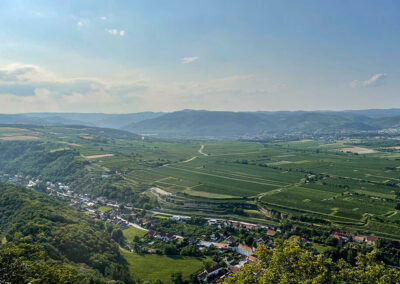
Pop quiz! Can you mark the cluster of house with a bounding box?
[92,208,130,229]
[48,185,94,207]
[206,218,273,232]
[1,173,30,186]
[196,232,280,281]
[331,231,378,246]
[26,178,39,188]
[147,229,175,242]
[378,128,400,134]
[197,232,311,282]
[46,181,70,191]
[197,264,224,282]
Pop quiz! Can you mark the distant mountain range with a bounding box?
[0,112,164,129]
[123,109,400,137]
[2,109,400,137]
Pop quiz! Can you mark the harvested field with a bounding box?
[338,147,375,154]
[150,186,172,196]
[0,127,29,132]
[293,139,314,142]
[183,188,237,199]
[268,161,293,165]
[85,154,114,159]
[0,135,39,141]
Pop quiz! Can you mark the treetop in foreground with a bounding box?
[224,237,400,284]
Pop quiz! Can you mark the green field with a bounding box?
[120,248,207,282]
[97,206,112,213]
[122,227,147,241]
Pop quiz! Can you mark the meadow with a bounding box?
[120,248,207,282]
[122,227,147,241]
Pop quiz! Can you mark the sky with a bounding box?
[0,0,399,113]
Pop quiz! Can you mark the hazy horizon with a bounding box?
[4,107,400,115]
[0,0,399,113]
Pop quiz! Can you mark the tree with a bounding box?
[171,272,183,284]
[245,236,254,247]
[164,245,178,255]
[111,228,124,244]
[224,237,400,284]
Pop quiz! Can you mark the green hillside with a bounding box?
[0,183,132,283]
[123,110,378,137]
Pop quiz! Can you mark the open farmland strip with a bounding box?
[206,151,265,157]
[165,165,283,188]
[208,169,291,186]
[260,201,363,223]
[173,165,288,186]
[122,176,139,185]
[154,181,188,189]
[170,163,298,185]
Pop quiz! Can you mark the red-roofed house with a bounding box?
[216,243,230,250]
[147,230,174,241]
[331,232,351,244]
[229,265,240,273]
[235,244,253,256]
[365,236,378,246]
[245,224,255,230]
[198,264,223,281]
[248,255,257,262]
[293,235,310,245]
[232,222,241,229]
[352,235,365,243]
[267,229,276,236]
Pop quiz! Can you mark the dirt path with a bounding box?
[85,154,114,159]
[180,144,207,163]
[198,144,208,156]
[181,156,198,163]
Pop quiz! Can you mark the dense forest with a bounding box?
[0,141,86,182]
[0,183,132,283]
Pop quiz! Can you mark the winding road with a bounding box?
[198,144,208,156]
[180,144,207,163]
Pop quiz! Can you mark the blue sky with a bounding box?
[0,0,399,113]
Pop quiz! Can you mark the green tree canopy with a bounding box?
[224,237,400,284]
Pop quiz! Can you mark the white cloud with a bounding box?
[0,63,61,83]
[181,56,199,64]
[0,63,288,113]
[76,18,89,28]
[106,28,125,36]
[99,16,107,21]
[350,73,387,88]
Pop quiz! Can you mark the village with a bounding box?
[3,173,382,282]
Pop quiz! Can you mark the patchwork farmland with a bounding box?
[1,125,400,240]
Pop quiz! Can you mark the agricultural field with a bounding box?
[97,206,112,213]
[1,124,400,240]
[120,248,207,283]
[122,226,147,241]
[0,127,39,140]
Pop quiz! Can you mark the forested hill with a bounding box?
[0,183,132,283]
[123,109,400,137]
